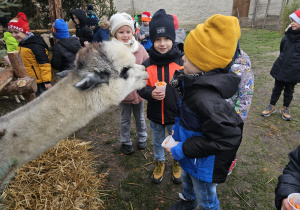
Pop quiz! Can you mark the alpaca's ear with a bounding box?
[56,70,72,78]
[75,71,110,90]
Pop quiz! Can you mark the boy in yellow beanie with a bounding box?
[167,14,244,210]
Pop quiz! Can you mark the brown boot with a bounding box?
[172,159,182,184]
[151,161,165,184]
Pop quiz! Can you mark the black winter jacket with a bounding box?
[70,9,93,46]
[138,45,183,125]
[270,28,300,83]
[275,146,300,209]
[171,69,244,183]
[51,37,81,71]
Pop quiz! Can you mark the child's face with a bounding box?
[143,21,149,27]
[9,29,27,42]
[290,18,300,30]
[115,25,133,43]
[182,55,202,75]
[73,14,80,25]
[154,37,172,54]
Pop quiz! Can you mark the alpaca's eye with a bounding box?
[120,67,131,79]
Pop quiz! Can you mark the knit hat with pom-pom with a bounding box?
[8,12,30,35]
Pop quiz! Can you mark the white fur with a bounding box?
[0,41,148,168]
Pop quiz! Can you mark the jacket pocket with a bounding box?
[31,65,39,79]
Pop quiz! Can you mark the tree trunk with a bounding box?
[0,68,14,92]
[49,0,56,25]
[7,51,36,102]
[0,77,37,96]
[7,51,27,78]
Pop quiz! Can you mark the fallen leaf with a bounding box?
[236,204,240,207]
[268,133,272,136]
[263,168,268,171]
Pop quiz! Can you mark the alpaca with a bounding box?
[0,41,148,172]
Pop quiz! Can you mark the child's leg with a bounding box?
[132,101,147,143]
[191,175,220,210]
[149,121,166,161]
[181,170,197,201]
[120,103,133,145]
[283,82,297,107]
[270,80,285,105]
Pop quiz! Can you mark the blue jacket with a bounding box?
[171,69,243,183]
[93,27,110,42]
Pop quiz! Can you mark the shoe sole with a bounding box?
[280,110,291,121]
[261,109,276,117]
[172,175,182,184]
[151,174,163,184]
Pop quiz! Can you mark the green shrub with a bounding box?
[280,0,300,34]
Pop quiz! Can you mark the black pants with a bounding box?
[270,79,297,107]
[35,83,47,97]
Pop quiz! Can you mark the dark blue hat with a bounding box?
[87,5,93,11]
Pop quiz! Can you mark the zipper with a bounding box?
[31,65,39,79]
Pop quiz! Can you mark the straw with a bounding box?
[2,138,105,209]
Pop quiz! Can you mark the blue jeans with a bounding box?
[181,170,220,210]
[149,121,173,162]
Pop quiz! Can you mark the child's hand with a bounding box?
[45,83,52,89]
[281,198,293,210]
[139,34,145,40]
[152,88,165,100]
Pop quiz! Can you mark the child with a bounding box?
[8,12,52,96]
[51,19,81,72]
[261,9,300,121]
[86,5,99,29]
[168,14,244,209]
[171,14,186,53]
[138,9,183,184]
[93,15,110,43]
[70,8,93,46]
[109,12,149,155]
[137,12,152,52]
[226,42,254,175]
[275,145,300,210]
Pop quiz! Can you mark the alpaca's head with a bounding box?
[57,41,148,90]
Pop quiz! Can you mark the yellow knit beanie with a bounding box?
[184,14,241,72]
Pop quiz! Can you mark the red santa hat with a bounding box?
[289,9,300,24]
[8,12,30,35]
[141,12,151,22]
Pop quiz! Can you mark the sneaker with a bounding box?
[228,159,237,175]
[121,144,134,155]
[261,104,276,117]
[169,199,198,210]
[172,159,182,184]
[152,161,165,184]
[280,106,291,121]
[137,141,147,149]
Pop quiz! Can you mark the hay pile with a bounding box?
[2,139,104,209]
